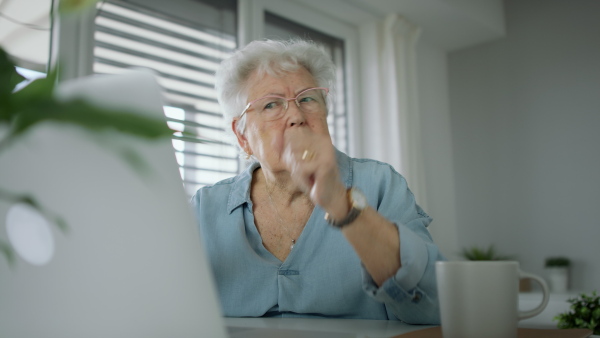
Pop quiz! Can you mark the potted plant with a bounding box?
[461,245,530,291]
[461,245,513,261]
[554,290,600,335]
[545,257,571,293]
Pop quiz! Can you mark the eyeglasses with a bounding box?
[239,87,329,121]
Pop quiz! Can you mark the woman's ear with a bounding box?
[232,118,250,154]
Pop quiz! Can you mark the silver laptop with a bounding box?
[0,70,228,338]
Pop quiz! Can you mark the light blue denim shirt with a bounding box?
[191,150,443,324]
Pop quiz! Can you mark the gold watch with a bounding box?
[324,187,367,228]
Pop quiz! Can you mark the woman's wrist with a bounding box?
[323,185,351,221]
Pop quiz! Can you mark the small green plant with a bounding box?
[461,245,512,261]
[554,291,600,335]
[546,257,571,267]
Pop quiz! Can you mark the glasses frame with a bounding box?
[239,87,329,121]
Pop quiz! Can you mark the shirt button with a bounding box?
[412,291,423,303]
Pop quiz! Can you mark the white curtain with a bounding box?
[358,14,428,209]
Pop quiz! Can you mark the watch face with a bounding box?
[350,188,367,209]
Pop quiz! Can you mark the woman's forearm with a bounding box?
[341,206,401,286]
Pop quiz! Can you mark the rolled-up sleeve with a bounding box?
[362,231,442,324]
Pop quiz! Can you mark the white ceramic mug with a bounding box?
[435,261,549,338]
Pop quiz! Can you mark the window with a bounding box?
[92,0,356,194]
[94,0,238,196]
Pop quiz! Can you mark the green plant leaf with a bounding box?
[5,97,173,148]
[11,70,56,102]
[1,69,57,149]
[59,0,98,13]
[461,245,513,261]
[0,239,16,267]
[545,257,571,267]
[593,307,600,319]
[0,190,70,266]
[0,48,26,121]
[116,144,153,177]
[554,290,600,334]
[0,189,70,234]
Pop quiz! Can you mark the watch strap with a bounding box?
[324,188,363,228]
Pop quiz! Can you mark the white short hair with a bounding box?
[214,39,337,152]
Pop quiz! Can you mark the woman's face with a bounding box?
[233,67,332,174]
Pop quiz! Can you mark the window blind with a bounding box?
[94,0,238,197]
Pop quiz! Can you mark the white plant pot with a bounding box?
[546,267,569,293]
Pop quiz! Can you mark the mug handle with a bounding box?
[518,271,550,320]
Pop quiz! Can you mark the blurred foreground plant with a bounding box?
[0,46,175,266]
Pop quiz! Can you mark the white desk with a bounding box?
[226,317,433,338]
[226,317,600,338]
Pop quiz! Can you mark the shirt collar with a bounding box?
[227,160,259,214]
[226,148,353,214]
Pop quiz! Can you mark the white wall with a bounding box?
[416,40,460,260]
[448,0,600,291]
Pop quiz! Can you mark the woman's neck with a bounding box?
[255,168,307,206]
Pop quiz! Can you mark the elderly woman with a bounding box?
[191,39,443,324]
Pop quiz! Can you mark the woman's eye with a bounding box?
[298,96,315,103]
[263,101,277,110]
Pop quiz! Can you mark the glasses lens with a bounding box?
[296,88,326,112]
[246,88,327,121]
[252,97,286,121]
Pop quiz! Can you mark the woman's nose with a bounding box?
[285,99,306,127]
